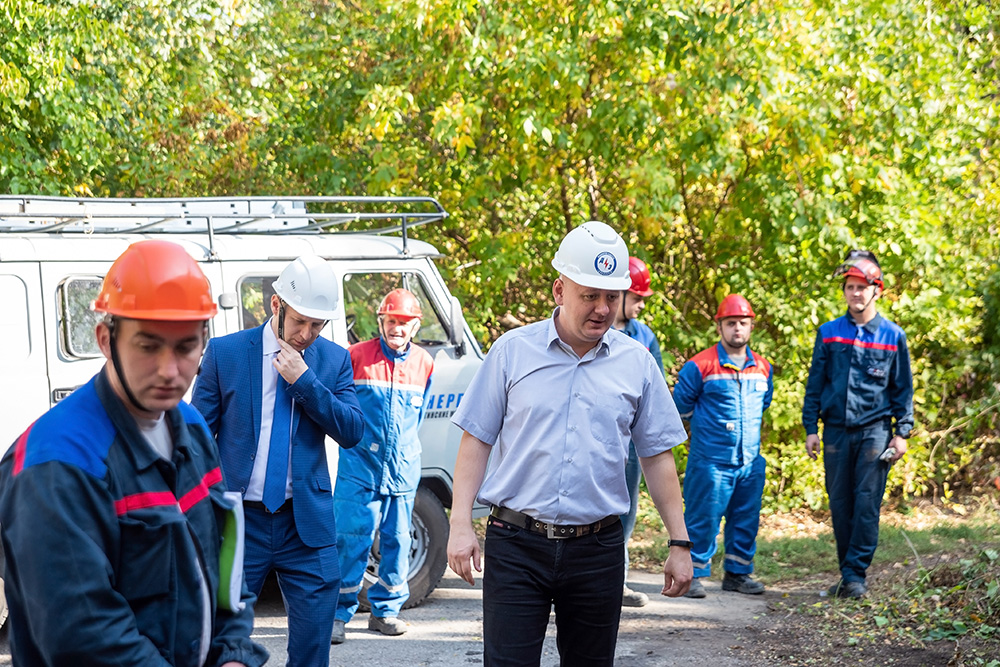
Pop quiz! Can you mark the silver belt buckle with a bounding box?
[545,522,571,539]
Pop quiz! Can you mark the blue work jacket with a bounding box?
[673,343,773,466]
[0,370,267,667]
[802,312,914,437]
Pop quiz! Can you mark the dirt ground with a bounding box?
[1,500,996,665]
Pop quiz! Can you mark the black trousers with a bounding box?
[483,517,625,667]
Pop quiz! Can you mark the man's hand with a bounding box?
[660,547,694,597]
[806,434,821,460]
[447,521,481,586]
[274,338,308,384]
[889,435,908,462]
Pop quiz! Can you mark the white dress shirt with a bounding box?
[245,318,293,502]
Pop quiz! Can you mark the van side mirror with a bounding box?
[449,296,466,358]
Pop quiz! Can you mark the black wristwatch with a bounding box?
[668,539,694,549]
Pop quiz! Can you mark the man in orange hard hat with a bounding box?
[331,288,434,643]
[0,241,268,666]
[672,294,773,599]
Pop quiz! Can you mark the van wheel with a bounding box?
[358,486,449,612]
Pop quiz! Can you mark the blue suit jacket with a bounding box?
[192,324,364,548]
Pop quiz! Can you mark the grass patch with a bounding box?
[629,495,1000,587]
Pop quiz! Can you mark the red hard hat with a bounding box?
[833,250,884,290]
[628,257,654,297]
[378,289,423,320]
[715,294,756,321]
[92,241,217,321]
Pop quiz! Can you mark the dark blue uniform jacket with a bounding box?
[0,370,268,667]
[802,312,914,438]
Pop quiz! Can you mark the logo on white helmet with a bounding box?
[594,252,617,276]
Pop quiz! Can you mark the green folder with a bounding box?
[217,491,246,613]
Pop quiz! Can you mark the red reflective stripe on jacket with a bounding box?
[822,336,898,351]
[116,467,222,515]
[115,491,178,515]
[178,467,223,512]
[12,422,34,476]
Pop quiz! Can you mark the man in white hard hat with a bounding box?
[193,255,365,667]
[447,222,693,666]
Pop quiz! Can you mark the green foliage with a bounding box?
[855,548,1000,644]
[3,0,999,508]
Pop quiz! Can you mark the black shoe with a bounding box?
[827,579,867,598]
[722,572,765,595]
[683,578,707,598]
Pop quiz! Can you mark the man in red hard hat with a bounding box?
[803,250,913,599]
[672,294,773,599]
[611,257,665,607]
[332,288,434,643]
[0,241,268,666]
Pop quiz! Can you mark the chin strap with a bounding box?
[107,318,151,414]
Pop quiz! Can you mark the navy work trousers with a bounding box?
[483,516,625,667]
[823,420,892,583]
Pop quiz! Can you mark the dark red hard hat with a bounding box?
[628,257,654,297]
[715,294,756,320]
[833,249,884,290]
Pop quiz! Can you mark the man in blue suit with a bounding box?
[193,255,364,667]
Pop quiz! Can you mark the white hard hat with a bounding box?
[272,255,340,320]
[551,221,631,290]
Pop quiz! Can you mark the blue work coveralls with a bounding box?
[334,337,433,620]
[803,312,913,583]
[673,343,773,578]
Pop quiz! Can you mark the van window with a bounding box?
[1,275,31,361]
[342,273,447,347]
[59,277,104,358]
[238,276,276,330]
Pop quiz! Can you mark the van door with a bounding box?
[0,266,49,456]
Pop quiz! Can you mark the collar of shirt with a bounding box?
[262,317,280,357]
[716,342,758,370]
[846,310,883,334]
[548,307,613,359]
[379,336,411,362]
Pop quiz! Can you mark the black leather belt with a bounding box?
[490,505,620,540]
[243,498,293,514]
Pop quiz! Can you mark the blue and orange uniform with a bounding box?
[334,337,433,622]
[673,343,773,579]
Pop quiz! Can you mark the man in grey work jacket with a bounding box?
[0,241,268,666]
[447,221,693,667]
[803,249,914,599]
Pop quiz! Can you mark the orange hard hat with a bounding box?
[628,257,654,297]
[715,294,756,321]
[377,289,423,320]
[92,241,217,321]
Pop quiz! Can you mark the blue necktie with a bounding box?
[263,375,292,512]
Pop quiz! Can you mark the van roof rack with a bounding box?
[0,195,448,254]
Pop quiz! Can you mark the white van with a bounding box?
[0,195,485,623]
